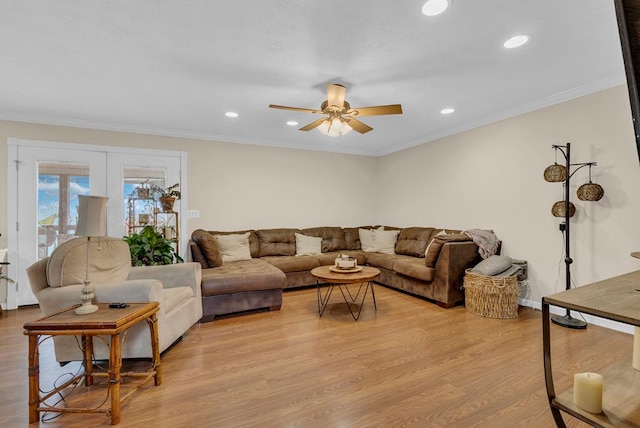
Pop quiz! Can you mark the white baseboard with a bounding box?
[518,298,634,335]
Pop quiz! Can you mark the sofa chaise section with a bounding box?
[199,258,285,322]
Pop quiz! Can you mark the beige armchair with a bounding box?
[27,236,202,362]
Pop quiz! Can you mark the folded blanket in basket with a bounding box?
[464,229,500,259]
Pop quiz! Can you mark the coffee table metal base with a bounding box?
[316,281,376,321]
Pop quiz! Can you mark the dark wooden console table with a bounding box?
[542,270,640,427]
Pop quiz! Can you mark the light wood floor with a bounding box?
[0,285,632,427]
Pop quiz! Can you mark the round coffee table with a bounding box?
[311,265,380,321]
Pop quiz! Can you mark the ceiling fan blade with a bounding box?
[346,117,373,134]
[327,84,346,109]
[348,104,403,117]
[269,104,323,114]
[299,118,327,131]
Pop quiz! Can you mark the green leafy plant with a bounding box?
[150,183,181,200]
[0,263,14,284]
[123,226,183,266]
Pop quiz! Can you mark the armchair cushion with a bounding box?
[47,236,130,287]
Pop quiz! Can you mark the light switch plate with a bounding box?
[186,210,200,219]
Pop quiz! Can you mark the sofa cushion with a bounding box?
[47,236,131,287]
[359,226,383,252]
[394,258,435,282]
[162,285,194,313]
[295,233,322,256]
[374,229,400,254]
[395,227,434,257]
[208,230,260,258]
[363,252,406,270]
[189,241,209,269]
[344,227,368,250]
[191,229,223,267]
[359,227,399,254]
[425,233,472,267]
[200,259,286,296]
[257,228,299,257]
[214,232,252,262]
[302,226,346,252]
[261,255,320,273]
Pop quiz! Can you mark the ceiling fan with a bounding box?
[269,83,403,137]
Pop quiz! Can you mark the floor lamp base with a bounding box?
[551,314,587,329]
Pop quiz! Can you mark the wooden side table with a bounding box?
[311,265,380,321]
[23,302,162,425]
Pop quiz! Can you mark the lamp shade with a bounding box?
[551,200,576,218]
[543,163,568,182]
[577,182,605,201]
[75,195,108,237]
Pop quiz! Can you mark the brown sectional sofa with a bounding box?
[190,226,483,322]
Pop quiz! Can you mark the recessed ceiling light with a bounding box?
[422,0,450,16]
[225,111,238,118]
[286,121,298,126]
[440,108,455,115]
[503,35,529,49]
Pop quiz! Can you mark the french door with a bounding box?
[7,139,185,308]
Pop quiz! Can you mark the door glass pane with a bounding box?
[123,167,166,236]
[37,162,89,258]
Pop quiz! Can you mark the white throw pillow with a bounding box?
[425,229,447,257]
[359,227,382,252]
[295,233,322,256]
[214,232,252,262]
[374,229,400,254]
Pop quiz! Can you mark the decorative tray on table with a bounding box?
[329,266,363,273]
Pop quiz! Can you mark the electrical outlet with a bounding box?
[559,222,566,231]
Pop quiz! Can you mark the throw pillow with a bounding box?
[295,233,322,256]
[472,255,513,276]
[424,233,471,267]
[191,229,223,267]
[214,232,252,262]
[373,229,400,254]
[199,237,224,267]
[359,226,383,252]
[424,230,447,259]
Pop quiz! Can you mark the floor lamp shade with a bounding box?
[76,195,108,237]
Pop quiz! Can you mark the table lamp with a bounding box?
[74,195,108,315]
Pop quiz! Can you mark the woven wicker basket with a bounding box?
[464,269,519,319]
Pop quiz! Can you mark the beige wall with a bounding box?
[377,85,640,305]
[0,122,379,244]
[2,84,639,308]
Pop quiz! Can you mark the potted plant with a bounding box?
[123,226,183,266]
[150,183,181,212]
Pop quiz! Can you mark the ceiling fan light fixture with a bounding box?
[317,117,352,137]
[286,121,298,126]
[422,0,450,16]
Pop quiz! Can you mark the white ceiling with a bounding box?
[0,0,627,156]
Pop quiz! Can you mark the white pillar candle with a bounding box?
[633,327,640,371]
[573,372,603,414]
